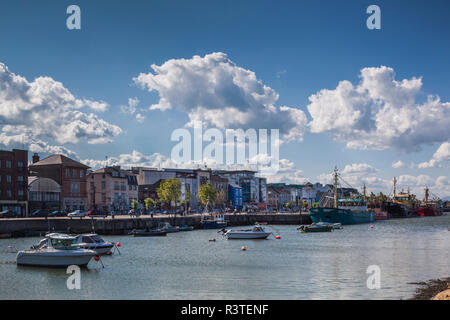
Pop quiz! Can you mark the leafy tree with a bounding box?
[132,200,138,211]
[199,182,217,211]
[157,178,182,220]
[144,198,157,213]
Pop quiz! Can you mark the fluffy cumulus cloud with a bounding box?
[307,66,450,152]
[0,62,122,152]
[418,142,450,168]
[133,52,307,142]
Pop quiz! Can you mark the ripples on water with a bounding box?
[0,216,449,299]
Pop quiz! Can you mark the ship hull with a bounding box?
[418,206,441,216]
[310,207,374,225]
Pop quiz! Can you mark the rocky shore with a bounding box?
[409,277,450,300]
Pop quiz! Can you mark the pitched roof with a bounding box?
[30,154,90,168]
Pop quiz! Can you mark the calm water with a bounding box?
[1,216,449,300]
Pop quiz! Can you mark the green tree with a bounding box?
[144,198,157,213]
[132,199,138,211]
[157,178,182,220]
[199,182,217,211]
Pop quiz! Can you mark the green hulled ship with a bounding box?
[309,168,375,225]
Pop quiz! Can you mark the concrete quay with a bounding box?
[0,213,312,237]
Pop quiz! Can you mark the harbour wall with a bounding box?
[0,214,312,236]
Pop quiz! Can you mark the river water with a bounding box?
[0,215,449,300]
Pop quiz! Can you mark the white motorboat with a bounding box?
[157,222,180,233]
[16,233,96,267]
[74,233,114,255]
[222,224,272,239]
[315,221,343,229]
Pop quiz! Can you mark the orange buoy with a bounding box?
[117,242,121,247]
[241,246,246,251]
[276,235,281,239]
[370,225,374,229]
[94,256,100,261]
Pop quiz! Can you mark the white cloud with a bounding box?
[0,62,122,150]
[135,113,145,123]
[392,160,405,168]
[133,52,307,142]
[120,97,139,114]
[307,66,450,152]
[418,142,450,168]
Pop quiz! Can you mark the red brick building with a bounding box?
[0,149,28,216]
[29,154,90,212]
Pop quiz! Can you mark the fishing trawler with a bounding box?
[309,168,375,225]
[418,187,442,216]
[384,178,419,218]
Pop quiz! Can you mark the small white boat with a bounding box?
[74,233,114,255]
[16,233,96,267]
[223,224,272,239]
[315,221,343,229]
[157,222,180,233]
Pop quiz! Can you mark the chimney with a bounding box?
[32,153,40,163]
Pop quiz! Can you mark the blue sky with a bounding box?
[0,0,449,197]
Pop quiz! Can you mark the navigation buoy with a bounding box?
[117,242,121,247]
[370,225,374,229]
[241,246,246,251]
[94,256,100,261]
[276,235,281,239]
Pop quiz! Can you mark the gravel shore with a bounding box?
[409,277,450,300]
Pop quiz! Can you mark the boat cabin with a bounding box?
[45,233,79,250]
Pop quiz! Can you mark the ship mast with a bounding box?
[424,187,429,203]
[363,183,367,201]
[333,167,338,209]
[393,177,397,198]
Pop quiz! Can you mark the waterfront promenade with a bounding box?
[0,212,312,236]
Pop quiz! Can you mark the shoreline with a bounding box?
[409,277,450,300]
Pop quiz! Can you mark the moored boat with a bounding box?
[129,229,167,237]
[309,168,374,225]
[16,233,96,267]
[201,214,227,229]
[221,224,272,239]
[74,233,114,255]
[298,224,333,233]
[157,222,179,233]
[315,221,342,229]
[178,224,194,231]
[418,187,442,217]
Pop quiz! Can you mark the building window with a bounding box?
[70,182,80,194]
[66,168,70,177]
[7,190,12,198]
[73,169,77,177]
[6,160,11,168]
[102,193,106,202]
[18,190,24,198]
[6,175,11,183]
[80,170,84,178]
[101,181,106,190]
[18,161,24,167]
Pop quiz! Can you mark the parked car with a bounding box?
[68,210,87,217]
[0,210,18,218]
[30,209,50,217]
[48,210,67,217]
